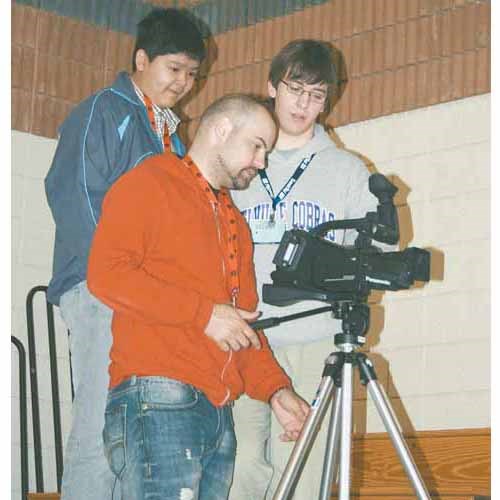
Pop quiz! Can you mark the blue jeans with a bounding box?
[103,376,236,500]
[59,281,119,499]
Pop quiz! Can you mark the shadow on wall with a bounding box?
[324,123,446,469]
[326,127,446,286]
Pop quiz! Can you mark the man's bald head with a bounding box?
[197,94,275,135]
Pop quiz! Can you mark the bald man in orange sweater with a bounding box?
[87,94,308,500]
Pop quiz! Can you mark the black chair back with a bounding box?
[11,335,29,500]
[26,285,65,493]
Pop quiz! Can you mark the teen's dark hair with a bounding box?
[132,8,206,71]
[269,39,337,109]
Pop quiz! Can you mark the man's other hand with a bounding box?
[205,304,261,352]
[270,388,309,441]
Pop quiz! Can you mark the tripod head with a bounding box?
[331,301,370,349]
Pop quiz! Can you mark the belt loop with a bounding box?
[130,375,137,386]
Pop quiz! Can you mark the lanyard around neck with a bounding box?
[143,93,171,152]
[182,155,241,304]
[259,153,316,213]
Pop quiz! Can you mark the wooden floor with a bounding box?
[28,495,59,500]
[342,427,490,498]
[27,428,490,500]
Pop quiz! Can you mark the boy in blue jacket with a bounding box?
[44,8,206,499]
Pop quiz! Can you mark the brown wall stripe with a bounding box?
[11,1,491,140]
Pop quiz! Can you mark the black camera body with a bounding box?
[262,174,431,307]
[269,229,429,299]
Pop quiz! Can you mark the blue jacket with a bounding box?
[45,72,186,305]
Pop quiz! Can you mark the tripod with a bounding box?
[271,301,431,500]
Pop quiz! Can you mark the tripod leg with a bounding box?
[358,354,431,500]
[318,386,342,500]
[338,359,354,500]
[273,352,345,500]
[272,375,335,500]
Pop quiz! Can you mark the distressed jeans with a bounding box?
[59,281,119,499]
[103,376,236,500]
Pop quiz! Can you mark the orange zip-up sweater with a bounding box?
[87,152,291,406]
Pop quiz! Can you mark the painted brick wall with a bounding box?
[182,0,491,138]
[11,0,490,140]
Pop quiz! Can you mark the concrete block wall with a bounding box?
[11,132,72,500]
[338,93,490,432]
[10,93,490,498]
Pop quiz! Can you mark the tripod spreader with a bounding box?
[321,352,377,389]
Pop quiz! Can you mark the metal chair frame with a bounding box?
[25,285,67,493]
[11,335,29,500]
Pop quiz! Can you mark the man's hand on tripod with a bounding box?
[270,388,309,441]
[205,304,262,352]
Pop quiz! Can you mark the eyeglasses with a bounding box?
[279,80,327,104]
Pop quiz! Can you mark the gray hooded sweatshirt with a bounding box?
[231,124,378,347]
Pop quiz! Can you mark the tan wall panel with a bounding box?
[12,3,37,48]
[11,88,32,133]
[11,1,491,139]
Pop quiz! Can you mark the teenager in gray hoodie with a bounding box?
[230,39,378,500]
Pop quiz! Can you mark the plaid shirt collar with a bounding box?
[131,79,180,137]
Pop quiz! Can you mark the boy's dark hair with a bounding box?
[132,8,206,71]
[269,39,337,110]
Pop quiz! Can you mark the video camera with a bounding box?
[262,174,430,307]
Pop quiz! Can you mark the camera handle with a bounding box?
[249,305,333,331]
[310,173,400,245]
[267,302,431,500]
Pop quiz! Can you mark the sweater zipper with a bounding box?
[212,201,232,405]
